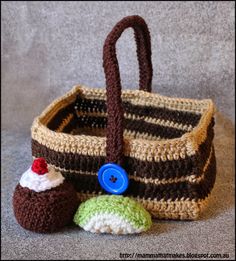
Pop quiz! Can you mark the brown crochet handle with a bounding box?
[103,15,153,165]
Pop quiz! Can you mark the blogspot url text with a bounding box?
[119,252,230,259]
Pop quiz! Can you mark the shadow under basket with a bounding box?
[31,15,216,220]
[31,85,216,220]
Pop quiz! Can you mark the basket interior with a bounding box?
[45,89,205,141]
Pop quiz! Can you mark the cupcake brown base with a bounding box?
[13,182,79,233]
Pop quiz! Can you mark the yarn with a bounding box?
[13,158,78,232]
[74,195,152,234]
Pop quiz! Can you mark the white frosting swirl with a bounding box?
[19,166,65,192]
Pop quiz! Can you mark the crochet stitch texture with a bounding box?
[73,195,152,234]
[13,182,78,233]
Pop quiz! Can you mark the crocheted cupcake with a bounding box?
[13,158,78,233]
[73,195,152,234]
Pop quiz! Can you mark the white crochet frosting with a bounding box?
[82,213,144,234]
[19,166,65,192]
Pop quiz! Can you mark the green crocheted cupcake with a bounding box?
[73,195,152,234]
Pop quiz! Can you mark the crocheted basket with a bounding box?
[31,15,216,220]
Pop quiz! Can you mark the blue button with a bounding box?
[98,163,129,195]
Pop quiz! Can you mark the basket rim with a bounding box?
[31,84,215,156]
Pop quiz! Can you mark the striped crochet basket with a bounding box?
[31,15,216,220]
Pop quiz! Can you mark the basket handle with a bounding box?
[103,15,153,164]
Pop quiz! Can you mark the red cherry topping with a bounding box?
[31,158,48,175]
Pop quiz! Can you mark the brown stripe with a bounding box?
[74,96,202,126]
[124,118,185,139]
[62,147,216,200]
[64,115,186,139]
[196,118,215,172]
[32,119,213,180]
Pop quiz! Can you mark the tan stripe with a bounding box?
[55,113,74,132]
[128,114,193,132]
[71,127,163,141]
[76,110,193,132]
[47,147,212,185]
[123,129,163,141]
[76,191,209,220]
